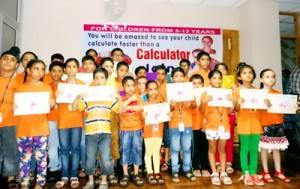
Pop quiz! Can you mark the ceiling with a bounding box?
[148,0,300,35]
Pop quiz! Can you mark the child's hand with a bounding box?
[12,104,18,112]
[143,111,148,118]
[201,95,212,104]
[230,84,237,90]
[76,93,87,100]
[238,97,245,105]
[56,90,63,97]
[113,93,122,101]
[49,100,56,108]
[167,112,172,117]
[170,99,176,107]
[226,93,233,101]
[183,101,191,107]
[264,99,272,108]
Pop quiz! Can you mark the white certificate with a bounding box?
[14,92,50,115]
[76,73,93,85]
[193,88,208,106]
[144,102,170,125]
[240,89,268,109]
[207,88,233,108]
[167,82,194,102]
[268,94,297,114]
[85,85,116,101]
[56,83,87,103]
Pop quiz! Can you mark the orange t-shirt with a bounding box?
[190,69,209,87]
[0,74,20,127]
[169,100,196,129]
[142,101,164,138]
[43,72,52,84]
[57,79,85,129]
[120,95,143,131]
[157,81,167,102]
[47,81,59,121]
[201,92,230,131]
[261,89,284,126]
[233,87,262,134]
[15,82,53,137]
[192,106,204,130]
[15,72,29,84]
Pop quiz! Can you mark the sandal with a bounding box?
[55,177,68,189]
[261,171,274,183]
[172,173,180,183]
[7,180,18,189]
[70,177,80,188]
[184,171,196,181]
[99,182,108,189]
[220,172,232,185]
[193,169,202,177]
[226,163,234,174]
[161,161,170,171]
[201,170,211,177]
[155,173,165,185]
[147,173,157,185]
[275,171,291,183]
[211,172,221,186]
[83,182,94,189]
[132,174,144,187]
[107,173,118,186]
[119,175,130,188]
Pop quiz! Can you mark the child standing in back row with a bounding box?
[259,69,290,183]
[15,59,55,189]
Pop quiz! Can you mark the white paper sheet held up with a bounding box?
[14,92,50,115]
[167,82,194,102]
[144,102,170,125]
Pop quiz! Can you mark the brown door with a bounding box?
[222,30,240,75]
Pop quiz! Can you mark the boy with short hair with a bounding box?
[179,59,191,82]
[79,55,97,73]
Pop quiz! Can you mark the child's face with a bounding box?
[112,50,124,63]
[192,79,203,88]
[238,67,254,83]
[172,71,184,83]
[209,73,222,88]
[124,80,135,96]
[261,70,275,87]
[27,63,45,81]
[137,78,147,94]
[64,61,79,77]
[82,60,96,73]
[101,61,114,76]
[87,51,98,62]
[21,53,35,69]
[156,69,166,83]
[217,65,228,75]
[0,54,18,72]
[117,65,129,81]
[180,62,190,75]
[136,69,147,78]
[146,82,158,99]
[50,66,64,82]
[197,55,210,70]
[94,72,106,86]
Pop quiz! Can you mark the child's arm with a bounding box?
[124,105,144,112]
[234,97,244,111]
[71,93,87,111]
[199,93,211,114]
[122,94,137,108]
[183,100,196,109]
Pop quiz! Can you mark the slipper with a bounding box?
[70,177,80,188]
[7,180,18,189]
[55,177,68,189]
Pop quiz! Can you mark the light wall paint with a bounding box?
[19,0,282,90]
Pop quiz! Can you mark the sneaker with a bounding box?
[252,174,265,186]
[239,174,254,185]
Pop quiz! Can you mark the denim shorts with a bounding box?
[0,126,19,176]
[120,130,143,166]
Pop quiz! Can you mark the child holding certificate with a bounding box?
[143,80,166,185]
[73,68,122,189]
[200,70,233,186]
[15,59,55,189]
[233,63,265,186]
[169,67,196,183]
[258,69,290,183]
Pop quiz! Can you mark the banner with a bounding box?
[83,24,223,73]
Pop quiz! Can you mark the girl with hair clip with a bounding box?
[234,63,266,186]
[15,59,55,189]
[259,69,291,183]
[200,70,233,186]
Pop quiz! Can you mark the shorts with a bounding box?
[120,130,143,166]
[205,129,230,140]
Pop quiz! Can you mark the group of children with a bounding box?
[0,46,291,189]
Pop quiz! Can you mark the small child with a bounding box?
[259,69,290,183]
[169,67,196,183]
[179,59,191,82]
[119,76,144,187]
[73,68,122,189]
[15,59,55,189]
[190,51,210,87]
[190,74,211,177]
[135,66,147,78]
[79,55,97,73]
[100,57,115,86]
[136,76,148,101]
[200,70,233,185]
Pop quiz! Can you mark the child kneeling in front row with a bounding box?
[72,68,123,189]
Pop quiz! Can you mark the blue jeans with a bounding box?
[0,126,19,176]
[48,121,61,172]
[85,133,113,175]
[120,130,143,166]
[169,127,192,173]
[163,122,170,148]
[58,127,82,178]
[80,119,86,169]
